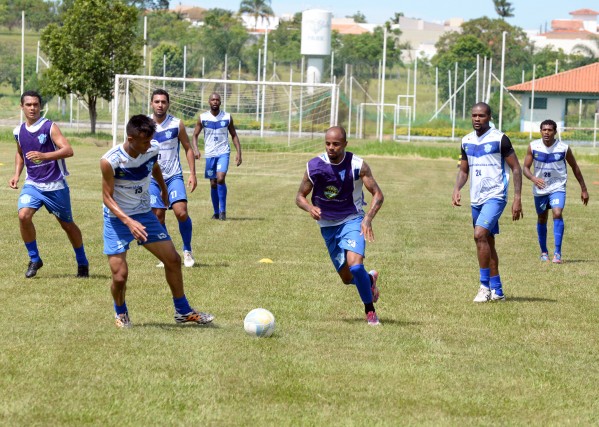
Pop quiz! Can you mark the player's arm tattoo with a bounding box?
[361,162,384,220]
[295,172,314,210]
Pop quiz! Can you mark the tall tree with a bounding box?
[41,0,142,133]
[493,0,514,19]
[347,11,367,23]
[238,0,273,29]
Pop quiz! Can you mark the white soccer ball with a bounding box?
[244,308,275,338]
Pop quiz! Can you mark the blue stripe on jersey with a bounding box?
[353,167,360,181]
[533,150,565,163]
[203,119,230,130]
[114,158,155,181]
[463,141,501,158]
[153,128,180,143]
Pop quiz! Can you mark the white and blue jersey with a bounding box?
[101,142,160,217]
[200,110,231,158]
[150,114,182,179]
[461,128,514,206]
[530,138,568,196]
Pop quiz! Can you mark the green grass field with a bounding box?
[1,140,598,425]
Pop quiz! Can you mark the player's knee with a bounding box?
[18,209,34,223]
[163,250,181,268]
[112,272,128,287]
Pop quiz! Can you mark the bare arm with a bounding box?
[505,152,523,221]
[229,116,242,166]
[565,147,589,205]
[191,117,204,159]
[9,145,24,189]
[360,161,384,242]
[452,160,469,207]
[25,123,74,164]
[100,159,148,242]
[523,145,545,189]
[178,120,197,193]
[295,171,321,220]
[151,162,169,207]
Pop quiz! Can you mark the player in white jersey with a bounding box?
[101,115,213,328]
[192,92,242,221]
[149,89,199,268]
[523,119,588,264]
[452,103,523,303]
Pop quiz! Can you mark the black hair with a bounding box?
[472,102,492,116]
[21,90,42,105]
[151,88,170,103]
[540,119,557,131]
[126,114,156,137]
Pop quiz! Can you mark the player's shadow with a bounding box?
[341,318,421,326]
[556,259,594,264]
[42,273,111,280]
[140,322,221,330]
[507,296,557,303]
[188,262,230,268]
[222,217,266,222]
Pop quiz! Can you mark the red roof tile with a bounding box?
[551,20,584,31]
[507,62,599,94]
[569,9,599,16]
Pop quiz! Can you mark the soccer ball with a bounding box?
[244,308,275,338]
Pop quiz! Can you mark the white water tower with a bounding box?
[301,9,332,87]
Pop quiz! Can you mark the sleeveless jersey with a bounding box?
[307,151,365,227]
[13,118,69,191]
[102,142,160,217]
[150,114,182,179]
[200,110,231,157]
[462,128,510,205]
[530,138,568,196]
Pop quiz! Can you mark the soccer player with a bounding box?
[100,114,214,328]
[192,92,242,221]
[149,89,198,268]
[452,102,523,303]
[9,90,89,278]
[523,119,589,264]
[296,126,384,326]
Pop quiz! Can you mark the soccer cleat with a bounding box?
[77,264,89,278]
[540,252,549,262]
[490,289,506,302]
[25,260,44,278]
[115,313,132,328]
[473,286,491,303]
[183,250,195,268]
[366,311,380,326]
[369,270,380,303]
[156,261,165,268]
[552,253,562,264]
[211,213,219,220]
[174,308,214,325]
[219,212,226,221]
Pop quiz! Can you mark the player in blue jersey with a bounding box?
[523,119,588,264]
[296,126,384,326]
[100,114,214,328]
[149,89,199,268]
[9,90,89,279]
[192,92,242,221]
[452,102,523,302]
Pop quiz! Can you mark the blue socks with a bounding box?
[537,222,548,253]
[74,244,88,266]
[217,183,227,213]
[479,268,490,289]
[114,302,128,315]
[210,187,219,215]
[554,218,564,254]
[490,275,503,297]
[349,264,373,304]
[173,295,192,314]
[178,217,193,252]
[25,240,41,262]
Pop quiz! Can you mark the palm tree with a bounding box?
[493,0,514,20]
[239,0,274,30]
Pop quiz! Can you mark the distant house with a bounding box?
[507,62,599,132]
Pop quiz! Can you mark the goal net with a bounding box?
[112,75,338,176]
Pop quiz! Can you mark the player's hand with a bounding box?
[236,154,242,167]
[125,218,148,242]
[452,190,461,207]
[25,151,46,163]
[187,174,197,193]
[361,218,375,242]
[582,190,589,205]
[8,176,19,189]
[194,150,201,160]
[309,206,321,221]
[512,198,523,221]
[533,177,545,189]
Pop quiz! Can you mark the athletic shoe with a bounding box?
[219,212,226,221]
[366,311,380,326]
[211,213,219,220]
[156,261,165,268]
[183,251,195,268]
[490,289,506,302]
[25,260,43,278]
[77,264,89,278]
[369,270,380,303]
[174,309,214,325]
[473,286,491,303]
[552,253,562,264]
[540,252,549,262]
[115,313,132,328]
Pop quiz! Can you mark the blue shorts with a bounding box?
[534,191,566,215]
[471,199,507,235]
[150,174,187,209]
[103,211,171,255]
[18,184,73,223]
[320,216,366,271]
[205,154,230,179]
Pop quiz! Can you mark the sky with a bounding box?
[181,0,598,31]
